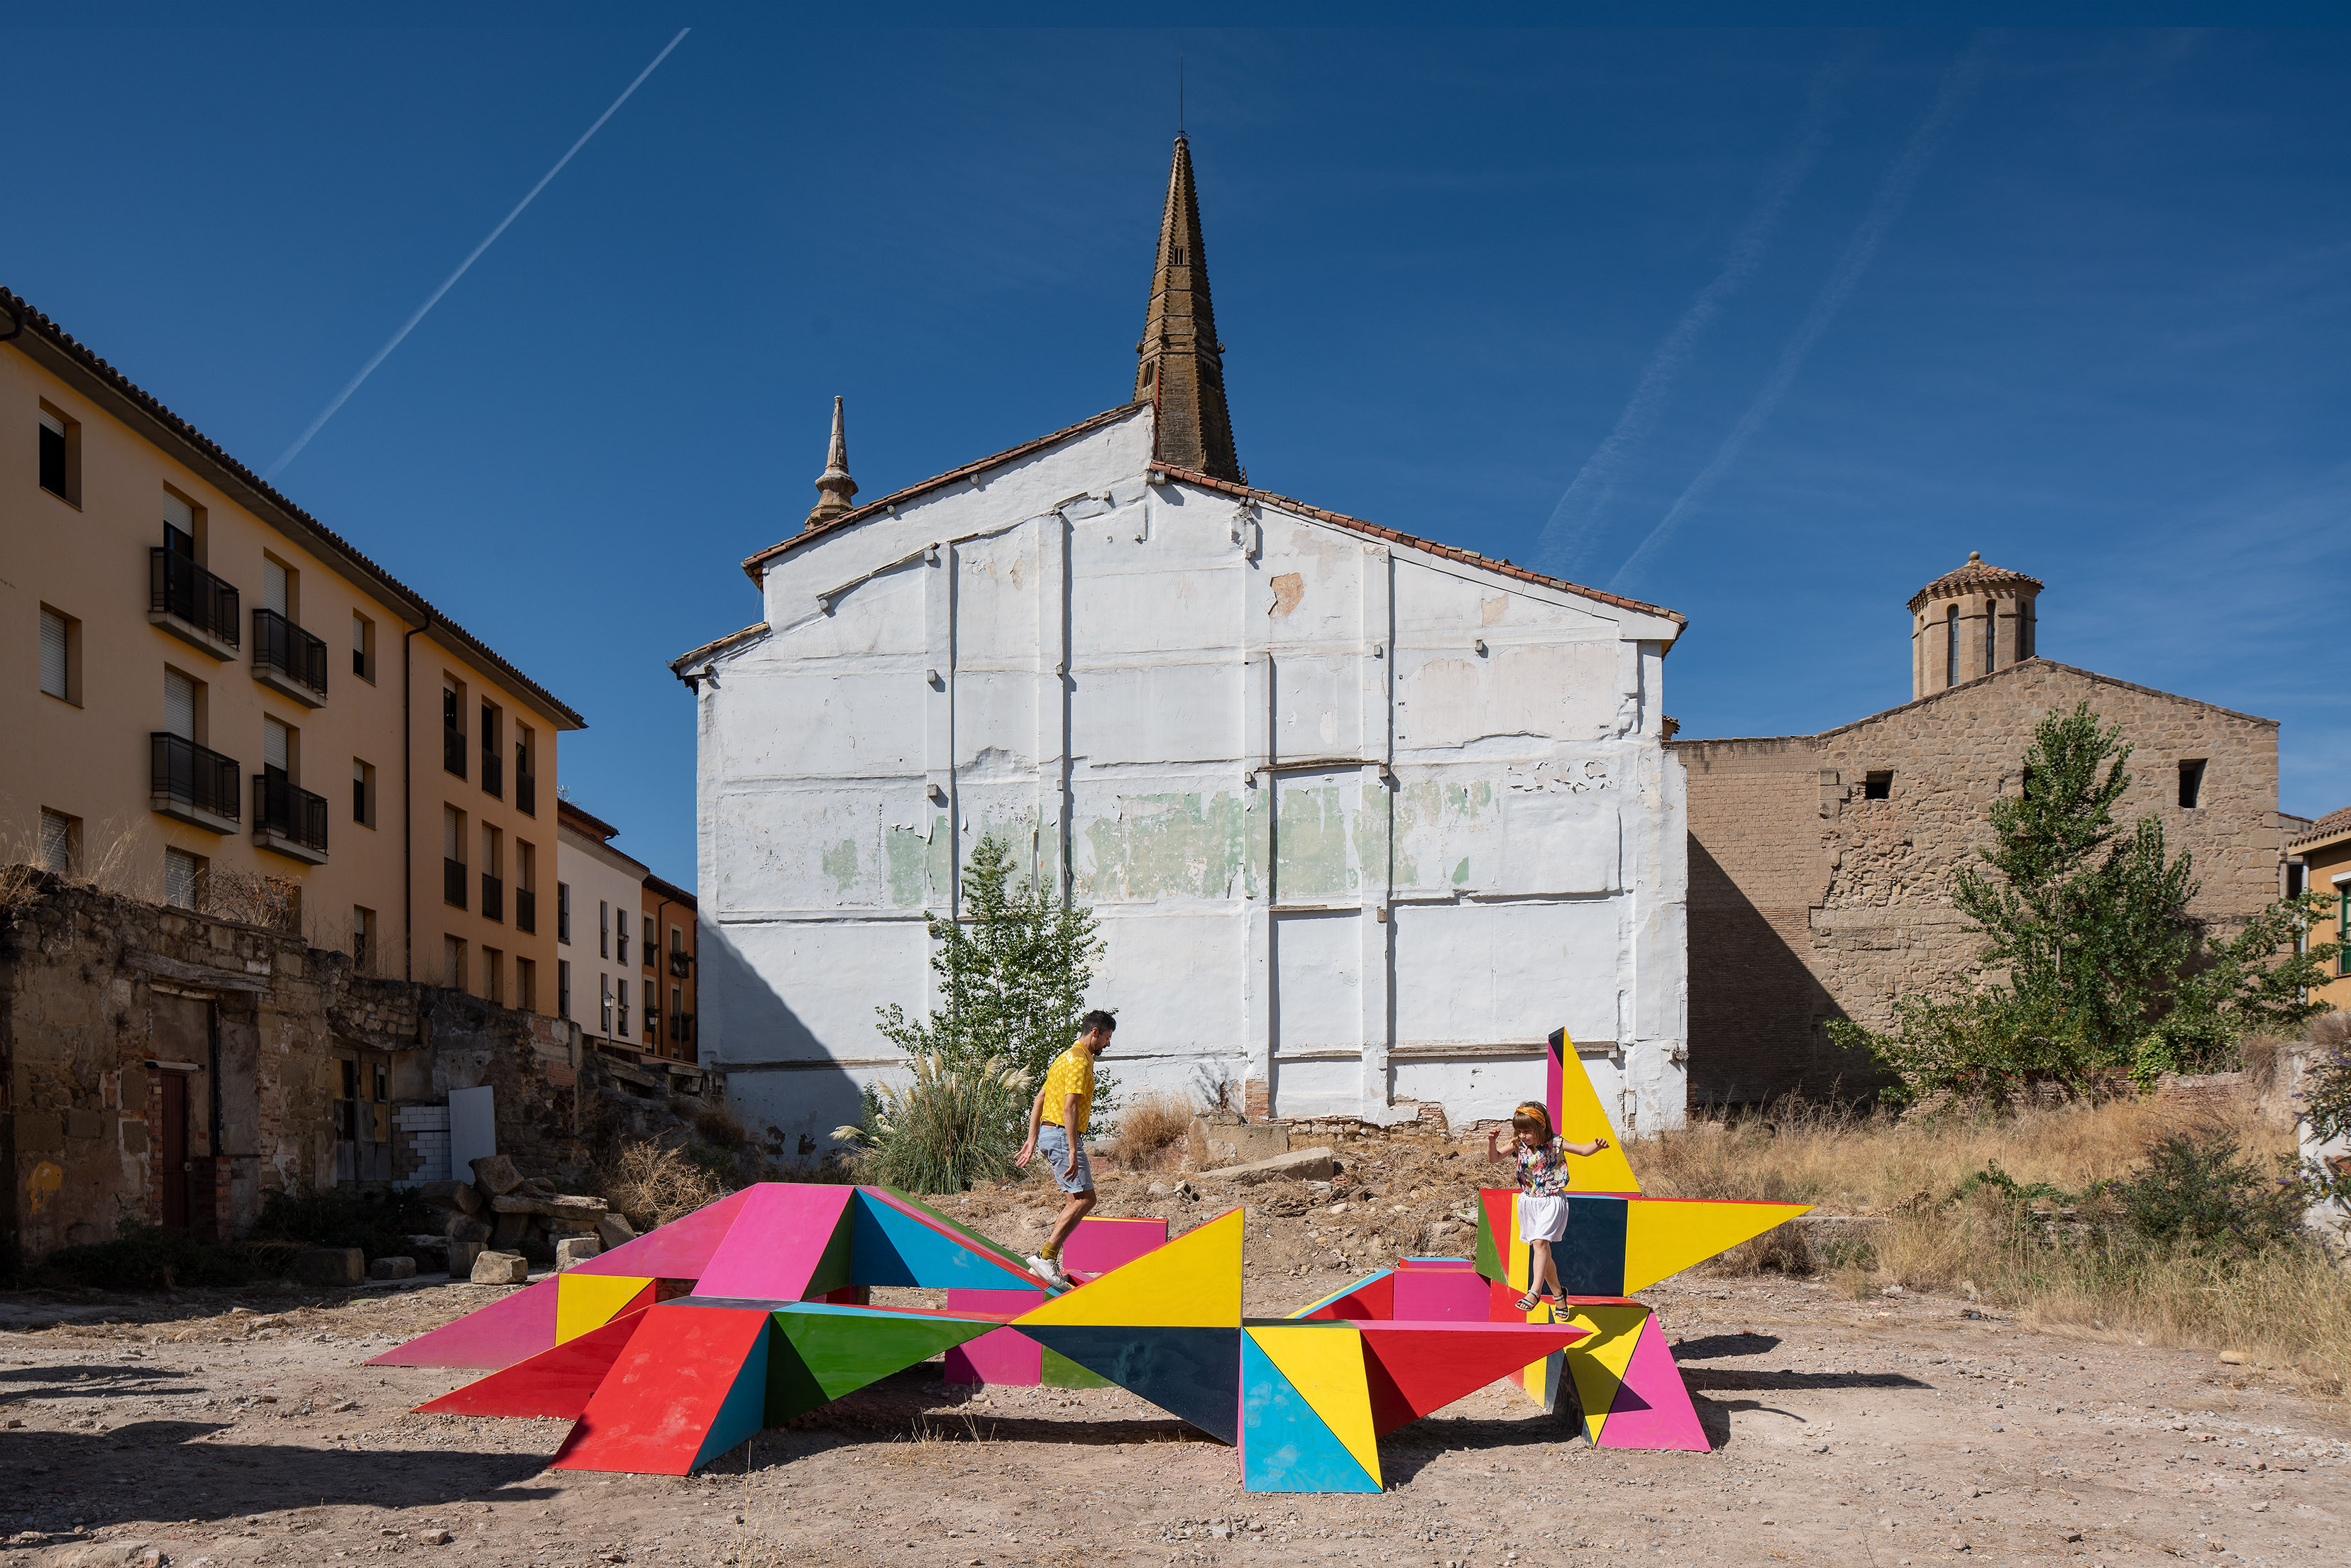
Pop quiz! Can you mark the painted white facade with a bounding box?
[556,819,651,1052]
[683,406,1688,1156]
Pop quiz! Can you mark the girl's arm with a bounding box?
[1562,1136,1611,1157]
[1483,1125,1513,1165]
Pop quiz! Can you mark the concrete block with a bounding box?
[595,1213,638,1249]
[417,1179,480,1213]
[470,1249,530,1285]
[294,1247,365,1286]
[369,1256,418,1281]
[1194,1145,1336,1186]
[468,1154,524,1196]
[446,1241,485,1278]
[554,1236,602,1270]
[1193,1115,1291,1164]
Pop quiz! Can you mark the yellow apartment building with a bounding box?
[2287,806,2351,1013]
[4,286,583,1006]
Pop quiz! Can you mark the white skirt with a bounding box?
[1517,1192,1570,1244]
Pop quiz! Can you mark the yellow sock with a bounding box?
[1040,1242,1060,1261]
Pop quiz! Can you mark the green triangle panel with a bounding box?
[764,1307,997,1425]
[1040,1346,1111,1388]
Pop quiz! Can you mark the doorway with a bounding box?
[158,1073,190,1230]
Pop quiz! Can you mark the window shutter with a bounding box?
[39,810,70,876]
[165,669,196,740]
[264,717,290,772]
[165,848,199,910]
[263,558,288,616]
[39,409,64,437]
[41,609,68,700]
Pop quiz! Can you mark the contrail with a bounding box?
[1607,33,1993,596]
[265,29,690,480]
[1538,50,1859,583]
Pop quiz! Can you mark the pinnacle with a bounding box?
[805,395,857,531]
[1134,136,1240,482]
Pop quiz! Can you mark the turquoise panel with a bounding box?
[1239,1334,1379,1494]
[851,1190,1032,1289]
[688,1320,771,1471]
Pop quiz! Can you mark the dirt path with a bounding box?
[4,1235,2343,1568]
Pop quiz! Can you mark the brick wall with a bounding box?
[1673,661,2290,1103]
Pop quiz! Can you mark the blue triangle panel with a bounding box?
[1239,1334,1379,1494]
[851,1190,1032,1290]
[1023,1326,1240,1446]
[688,1318,772,1471]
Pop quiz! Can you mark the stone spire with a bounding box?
[804,396,857,530]
[1134,136,1241,482]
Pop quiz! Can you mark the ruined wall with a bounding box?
[1,877,584,1258]
[1673,661,2289,1103]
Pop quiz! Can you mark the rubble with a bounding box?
[368,1257,418,1281]
[554,1237,602,1270]
[470,1250,530,1284]
[1192,1146,1337,1186]
[468,1154,526,1196]
[294,1247,364,1286]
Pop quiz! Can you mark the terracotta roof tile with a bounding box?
[1907,552,2044,613]
[2291,805,2351,847]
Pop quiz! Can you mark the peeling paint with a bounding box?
[822,839,859,895]
[1274,783,1357,898]
[1079,791,1249,901]
[1268,572,1304,617]
[884,824,929,907]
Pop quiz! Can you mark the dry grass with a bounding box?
[595,1139,727,1230]
[1629,1086,2351,1397]
[1109,1090,1197,1171]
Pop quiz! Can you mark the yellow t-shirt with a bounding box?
[1039,1044,1096,1136]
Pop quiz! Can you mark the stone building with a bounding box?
[673,138,1691,1154]
[1672,555,2298,1104]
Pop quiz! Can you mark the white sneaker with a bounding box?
[1026,1252,1070,1288]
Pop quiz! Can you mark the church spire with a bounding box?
[1134,136,1241,482]
[803,395,857,530]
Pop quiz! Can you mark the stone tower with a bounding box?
[1907,551,2043,700]
[803,395,857,531]
[1134,136,1242,482]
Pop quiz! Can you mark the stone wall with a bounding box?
[1672,661,2292,1103]
[1,876,593,1259]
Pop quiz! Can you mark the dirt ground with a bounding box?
[4,1155,2345,1568]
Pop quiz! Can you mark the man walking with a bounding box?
[1015,1010,1116,1288]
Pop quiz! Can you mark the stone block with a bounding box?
[369,1256,418,1281]
[446,1241,485,1278]
[595,1213,638,1249]
[554,1236,602,1270]
[1192,1115,1290,1164]
[1194,1145,1336,1186]
[294,1247,365,1286]
[470,1249,530,1285]
[65,1108,103,1139]
[442,1213,492,1244]
[468,1154,524,1196]
[417,1179,480,1213]
[490,1211,529,1247]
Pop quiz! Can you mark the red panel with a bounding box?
[414,1310,649,1419]
[549,1304,773,1476]
[1299,1273,1396,1323]
[1358,1323,1586,1435]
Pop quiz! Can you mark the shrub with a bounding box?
[2103,1129,2310,1256]
[248,1186,430,1260]
[1111,1091,1196,1170]
[43,1226,279,1290]
[834,1050,1028,1194]
[598,1139,729,1230]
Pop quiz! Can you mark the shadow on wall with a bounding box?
[698,926,871,1171]
[1684,837,1879,1105]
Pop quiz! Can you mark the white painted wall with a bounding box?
[688,407,1688,1157]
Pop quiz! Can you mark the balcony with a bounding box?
[253,769,328,863]
[148,549,241,660]
[150,733,240,834]
[668,950,693,978]
[443,727,467,779]
[251,609,328,707]
[668,1012,694,1044]
[515,886,536,934]
[516,771,536,817]
[481,747,503,800]
[443,857,467,910]
[481,873,505,924]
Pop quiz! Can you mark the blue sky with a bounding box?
[7,21,2348,885]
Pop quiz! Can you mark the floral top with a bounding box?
[1516,1137,1574,1198]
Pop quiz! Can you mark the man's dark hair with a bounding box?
[1078,1009,1118,1037]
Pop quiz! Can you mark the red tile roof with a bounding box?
[1906,553,2044,613]
[2,285,585,729]
[2291,805,2351,849]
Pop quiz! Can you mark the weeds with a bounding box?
[598,1139,729,1229]
[1111,1091,1196,1171]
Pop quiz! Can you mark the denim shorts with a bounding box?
[1036,1122,1094,1194]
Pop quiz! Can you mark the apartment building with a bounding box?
[4,286,583,1003]
[642,873,697,1064]
[554,799,651,1056]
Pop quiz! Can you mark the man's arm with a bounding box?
[1016,1083,1049,1165]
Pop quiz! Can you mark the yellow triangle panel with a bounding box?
[554,1274,652,1346]
[1621,1200,1812,1295]
[1553,1035,1642,1195]
[1015,1208,1242,1328]
[1556,1301,1649,1443]
[1246,1324,1381,1489]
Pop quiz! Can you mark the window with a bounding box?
[481,824,505,922]
[353,906,375,974]
[261,554,297,622]
[1863,771,1893,801]
[2020,602,2035,661]
[2338,882,2350,978]
[352,613,375,682]
[617,978,630,1037]
[617,912,629,966]
[40,808,77,876]
[1944,605,1959,687]
[600,900,610,959]
[1984,601,1996,675]
[557,881,572,944]
[166,847,207,910]
[444,936,467,993]
[671,923,685,956]
[642,914,654,967]
[480,702,502,797]
[165,667,200,741]
[353,760,376,827]
[2177,760,2206,810]
[444,805,468,909]
[517,956,537,1014]
[514,840,536,934]
[38,403,78,504]
[442,679,467,778]
[514,725,536,815]
[40,606,79,704]
[600,974,614,1033]
[483,947,505,1006]
[556,959,572,1020]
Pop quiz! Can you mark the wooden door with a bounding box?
[159,1073,190,1229]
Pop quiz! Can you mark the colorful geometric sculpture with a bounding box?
[944,1215,1172,1388]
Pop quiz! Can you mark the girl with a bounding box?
[1485,1102,1611,1311]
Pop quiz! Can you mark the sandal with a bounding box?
[1512,1292,1541,1312]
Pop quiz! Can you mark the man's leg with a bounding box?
[1042,1188,1096,1257]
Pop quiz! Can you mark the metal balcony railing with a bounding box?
[669,1012,695,1044]
[516,768,535,816]
[481,873,505,923]
[443,727,467,778]
[444,857,468,910]
[150,549,241,647]
[515,887,536,934]
[151,733,240,824]
[253,769,328,856]
[481,747,502,799]
[668,950,693,978]
[252,609,329,700]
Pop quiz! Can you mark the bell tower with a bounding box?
[1907,551,2044,700]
